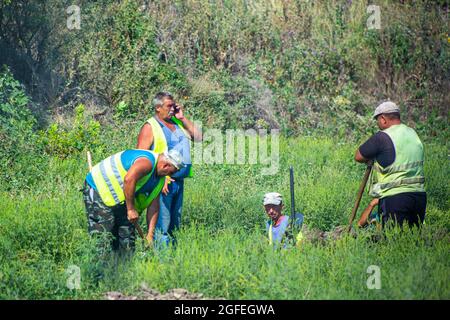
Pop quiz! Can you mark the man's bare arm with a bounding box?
[354,149,369,163]
[174,105,202,142]
[123,157,153,222]
[179,117,202,142]
[357,198,379,228]
[136,123,154,149]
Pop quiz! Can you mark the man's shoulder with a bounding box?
[147,116,163,126]
[370,130,390,140]
[145,116,155,124]
[375,131,393,143]
[361,131,392,149]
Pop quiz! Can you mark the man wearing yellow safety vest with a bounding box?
[263,193,304,247]
[137,92,202,247]
[82,149,184,254]
[355,101,427,228]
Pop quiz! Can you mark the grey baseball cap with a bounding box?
[163,149,185,169]
[373,101,400,119]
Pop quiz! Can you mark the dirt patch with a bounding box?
[301,225,355,244]
[105,283,221,300]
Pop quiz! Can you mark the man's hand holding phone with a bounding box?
[173,104,185,120]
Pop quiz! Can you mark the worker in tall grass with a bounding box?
[263,192,304,247]
[262,192,351,247]
[83,149,184,257]
[262,192,380,247]
[355,101,427,228]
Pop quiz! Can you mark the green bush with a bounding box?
[54,0,447,137]
[0,67,35,133]
[0,66,45,191]
[39,104,102,158]
[72,0,188,117]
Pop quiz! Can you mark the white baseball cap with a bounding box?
[163,149,185,170]
[373,101,400,119]
[263,192,283,206]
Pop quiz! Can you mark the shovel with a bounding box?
[347,161,373,232]
[132,221,149,246]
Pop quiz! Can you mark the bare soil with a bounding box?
[105,283,221,300]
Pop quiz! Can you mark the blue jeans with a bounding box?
[154,179,184,248]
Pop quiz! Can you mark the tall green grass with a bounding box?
[0,134,448,299]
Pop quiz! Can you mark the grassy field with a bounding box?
[1,0,448,301]
[0,131,448,299]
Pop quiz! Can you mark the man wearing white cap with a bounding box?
[83,149,184,254]
[263,192,304,246]
[354,101,427,228]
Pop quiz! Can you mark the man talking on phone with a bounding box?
[136,92,202,248]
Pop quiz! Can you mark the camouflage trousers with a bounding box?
[82,182,136,255]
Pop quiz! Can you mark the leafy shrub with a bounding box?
[71,0,188,118]
[39,104,102,158]
[1,1,447,138]
[0,66,36,138]
[0,66,46,191]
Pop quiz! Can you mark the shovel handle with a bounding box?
[133,221,152,249]
[133,222,146,240]
[87,151,93,171]
[348,163,373,232]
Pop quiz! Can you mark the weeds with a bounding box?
[0,132,448,299]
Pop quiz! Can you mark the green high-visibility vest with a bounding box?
[90,150,164,212]
[368,124,425,199]
[146,116,193,177]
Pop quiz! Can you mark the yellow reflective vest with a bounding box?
[90,150,164,212]
[368,124,425,199]
[146,116,193,177]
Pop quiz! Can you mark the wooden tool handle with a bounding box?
[87,151,93,171]
[347,163,373,232]
[133,222,146,240]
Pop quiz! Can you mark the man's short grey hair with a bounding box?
[153,92,173,109]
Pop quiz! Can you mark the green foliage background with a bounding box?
[0,0,448,299]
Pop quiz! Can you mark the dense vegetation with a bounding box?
[0,118,448,299]
[1,0,448,136]
[0,0,448,299]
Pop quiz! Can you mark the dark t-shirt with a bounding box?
[359,131,426,217]
[358,132,395,167]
